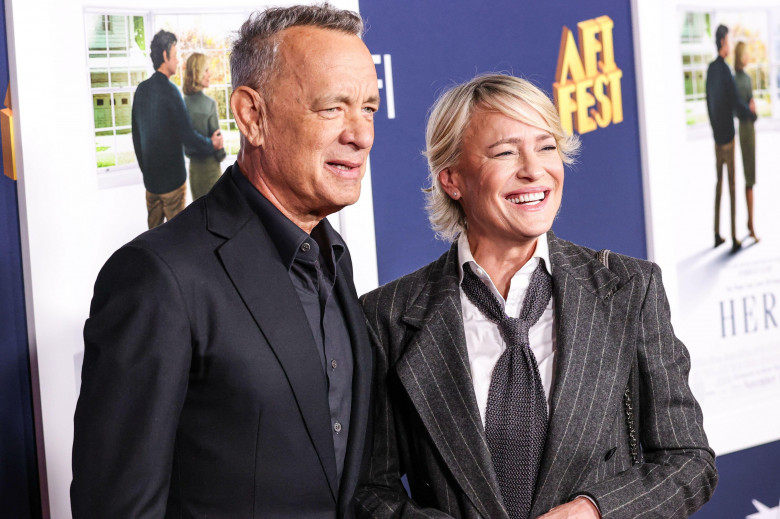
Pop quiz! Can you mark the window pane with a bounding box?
[131,70,147,86]
[684,72,693,96]
[695,70,704,93]
[110,69,129,88]
[93,94,112,129]
[115,131,136,166]
[87,15,107,52]
[115,93,132,126]
[206,54,227,85]
[96,132,116,168]
[91,70,109,88]
[107,15,129,51]
[133,16,146,51]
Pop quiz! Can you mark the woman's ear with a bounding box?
[230,86,265,148]
[438,168,462,200]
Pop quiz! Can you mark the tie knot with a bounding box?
[461,259,553,347]
[499,317,529,348]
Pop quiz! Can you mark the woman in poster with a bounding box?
[734,41,759,242]
[355,74,717,519]
[183,52,226,201]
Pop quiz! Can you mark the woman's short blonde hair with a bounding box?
[734,41,746,72]
[423,73,580,241]
[183,53,208,95]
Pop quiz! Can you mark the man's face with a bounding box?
[163,43,179,77]
[256,26,379,222]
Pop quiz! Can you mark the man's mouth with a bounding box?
[325,161,362,175]
[328,162,355,171]
[505,191,547,205]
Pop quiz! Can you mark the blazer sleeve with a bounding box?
[72,244,192,518]
[575,264,718,518]
[354,290,454,519]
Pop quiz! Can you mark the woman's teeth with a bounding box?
[507,192,545,204]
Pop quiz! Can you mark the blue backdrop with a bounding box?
[361,0,646,285]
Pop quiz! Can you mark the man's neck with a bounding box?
[157,67,172,79]
[236,152,323,234]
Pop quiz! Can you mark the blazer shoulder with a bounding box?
[361,247,453,321]
[551,234,655,285]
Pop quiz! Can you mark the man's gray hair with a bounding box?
[230,3,364,92]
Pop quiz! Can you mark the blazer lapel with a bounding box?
[532,233,635,516]
[396,244,509,519]
[206,171,339,500]
[334,252,374,515]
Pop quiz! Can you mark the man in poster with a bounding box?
[131,30,223,229]
[72,4,378,517]
[705,24,756,253]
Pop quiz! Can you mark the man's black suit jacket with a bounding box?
[72,164,373,518]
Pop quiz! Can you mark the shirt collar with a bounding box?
[231,163,345,271]
[457,231,552,283]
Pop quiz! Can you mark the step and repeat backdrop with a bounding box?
[1,0,778,516]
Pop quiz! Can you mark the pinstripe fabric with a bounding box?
[354,232,717,519]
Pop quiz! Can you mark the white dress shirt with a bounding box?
[457,232,557,425]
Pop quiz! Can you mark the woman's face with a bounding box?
[441,105,564,248]
[201,67,211,89]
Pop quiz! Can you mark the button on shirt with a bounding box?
[232,165,354,481]
[457,232,557,424]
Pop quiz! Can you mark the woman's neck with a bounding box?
[467,234,539,299]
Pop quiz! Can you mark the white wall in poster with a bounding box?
[6,0,370,516]
[632,0,780,455]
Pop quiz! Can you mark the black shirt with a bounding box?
[705,56,755,145]
[231,164,354,481]
[131,71,214,194]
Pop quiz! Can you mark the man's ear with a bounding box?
[230,86,266,148]
[438,168,462,200]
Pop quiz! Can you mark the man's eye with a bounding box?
[494,151,514,157]
[363,106,377,114]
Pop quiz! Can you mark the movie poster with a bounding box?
[652,5,780,456]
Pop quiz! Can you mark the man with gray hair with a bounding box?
[72,4,379,517]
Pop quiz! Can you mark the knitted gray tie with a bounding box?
[461,260,552,519]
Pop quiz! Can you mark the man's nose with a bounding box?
[341,110,374,150]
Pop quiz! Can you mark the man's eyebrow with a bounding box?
[487,133,554,149]
[312,94,381,106]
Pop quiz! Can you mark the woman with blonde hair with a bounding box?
[183,52,226,200]
[355,73,716,519]
[734,41,759,242]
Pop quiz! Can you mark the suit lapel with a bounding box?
[396,244,509,519]
[206,171,339,500]
[334,253,373,516]
[532,233,635,516]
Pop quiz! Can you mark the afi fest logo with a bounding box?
[372,54,396,120]
[553,15,623,135]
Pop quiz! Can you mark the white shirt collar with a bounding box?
[456,232,552,284]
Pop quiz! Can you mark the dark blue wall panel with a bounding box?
[0,0,40,516]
